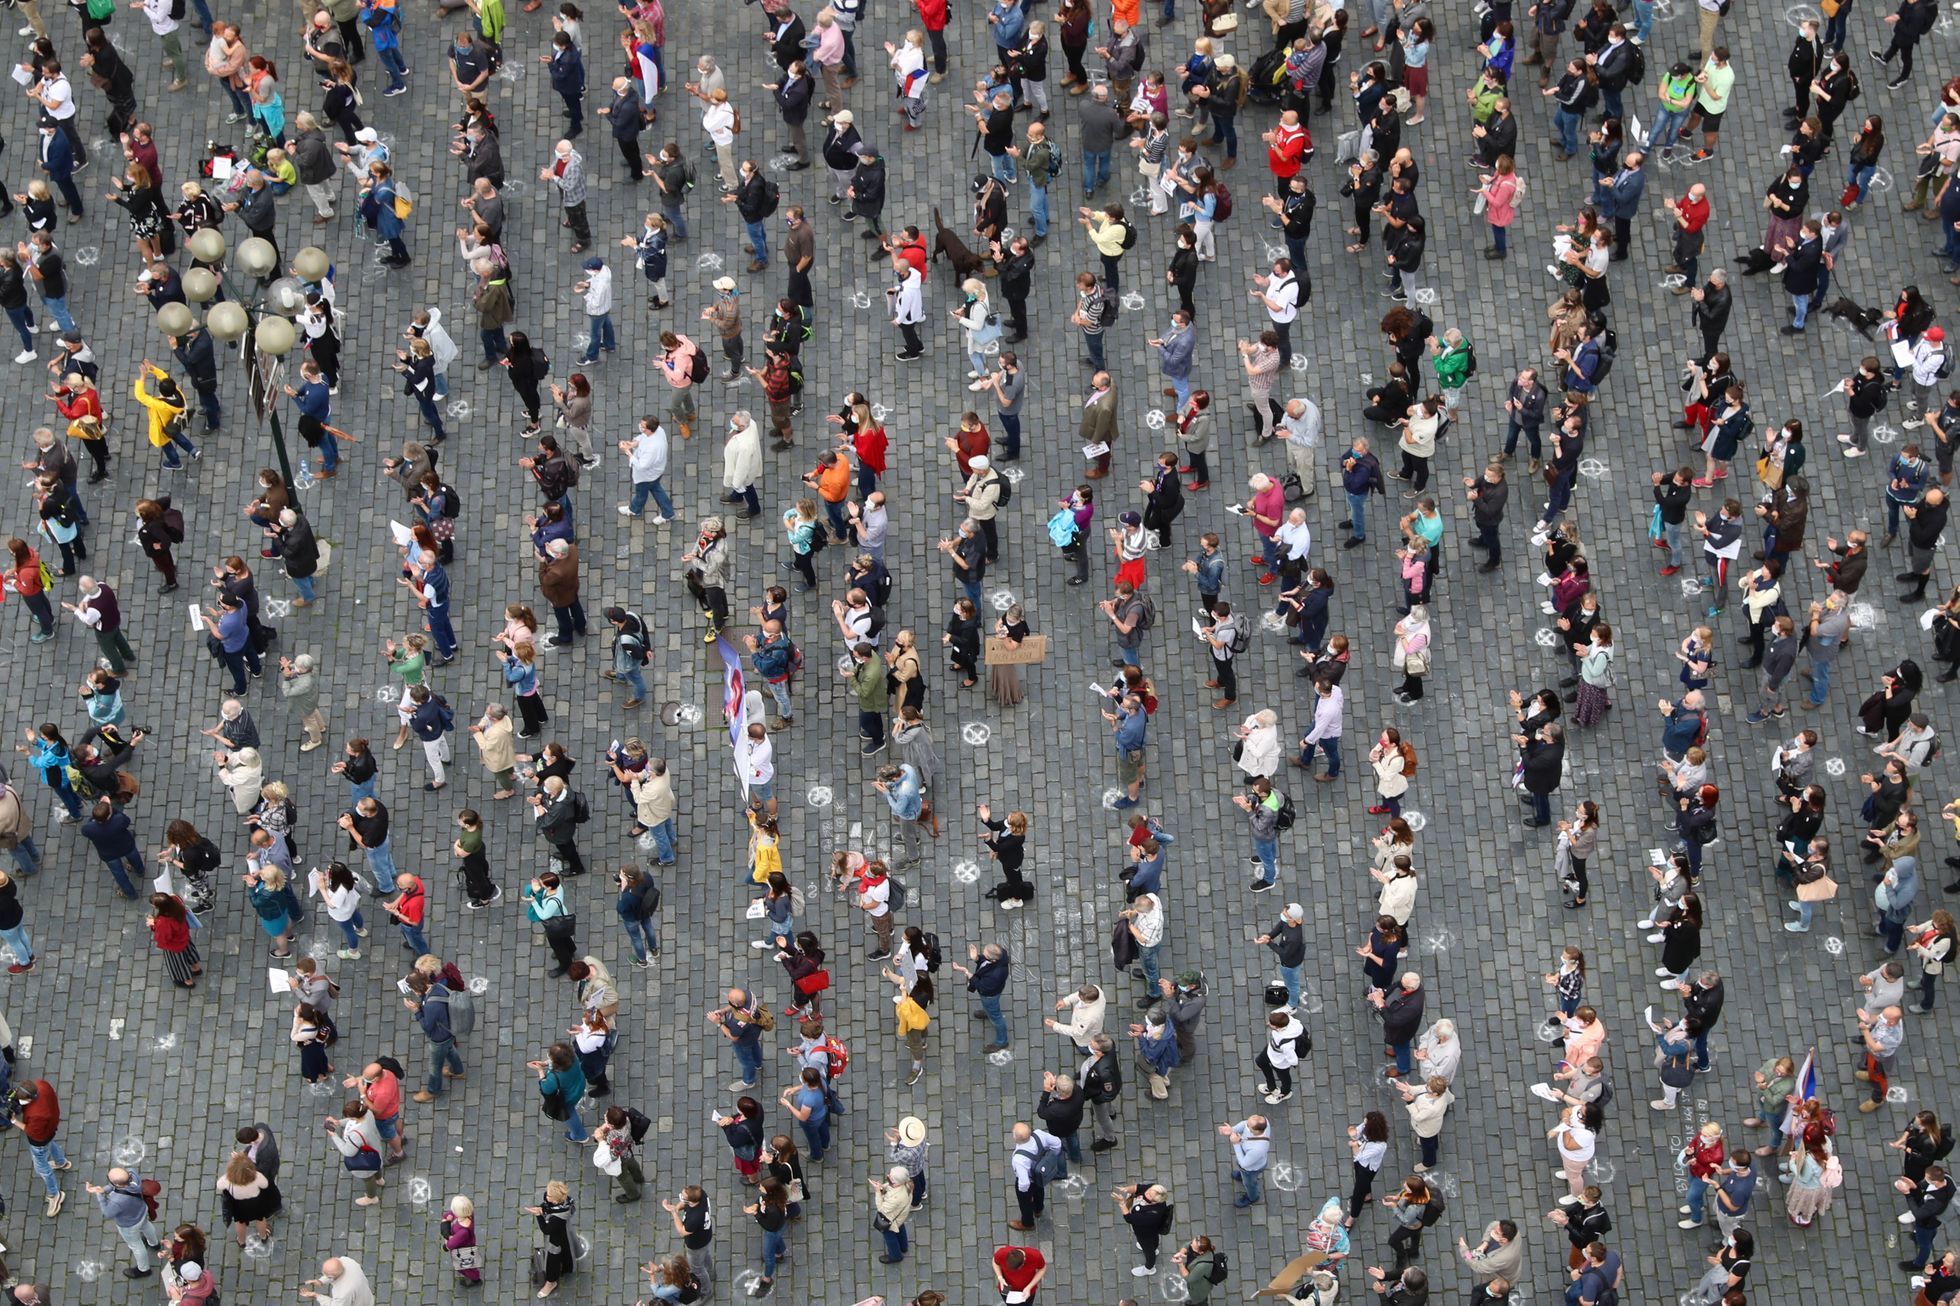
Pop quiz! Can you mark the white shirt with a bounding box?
[1263,274,1299,324]
[141,0,179,36]
[858,875,891,918]
[1275,519,1312,562]
[1305,685,1344,741]
[627,427,670,482]
[740,734,775,786]
[580,264,614,317]
[38,75,74,121]
[701,100,736,146]
[1131,898,1164,947]
[891,267,924,324]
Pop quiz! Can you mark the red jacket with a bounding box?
[1268,121,1309,178]
[914,0,947,29]
[151,913,192,953]
[854,424,889,475]
[1685,1134,1725,1178]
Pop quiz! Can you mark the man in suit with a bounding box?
[236,1122,280,1182]
[1781,219,1823,335]
[36,124,81,217]
[1603,151,1645,260]
[1080,370,1117,479]
[598,77,647,180]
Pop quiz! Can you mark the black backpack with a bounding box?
[437,483,462,518]
[571,790,592,823]
[1590,326,1619,384]
[1100,280,1121,326]
[687,347,710,384]
[1273,790,1296,831]
[1207,1252,1230,1286]
[1292,1025,1312,1058]
[886,875,909,910]
[1622,41,1646,88]
[757,176,781,215]
[161,507,185,543]
[1418,1193,1447,1227]
[991,471,1011,505]
[807,521,829,553]
[919,930,943,971]
[1120,221,1138,250]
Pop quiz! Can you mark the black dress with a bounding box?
[536,1198,575,1281]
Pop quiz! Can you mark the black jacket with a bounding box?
[735,171,776,222]
[1265,919,1306,968]
[1782,236,1823,295]
[773,72,814,125]
[966,953,1011,996]
[1380,987,1425,1044]
[1654,476,1693,524]
[1036,1088,1085,1136]
[1521,739,1566,796]
[275,515,321,578]
[1470,477,1509,528]
[1083,1052,1122,1103]
[1910,497,1950,550]
[821,123,862,171]
[849,157,886,215]
[1788,31,1822,82]
[1682,976,1724,1030]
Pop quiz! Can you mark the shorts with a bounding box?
[375,1112,400,1142]
[749,777,776,803]
[1694,104,1724,132]
[1118,747,1146,785]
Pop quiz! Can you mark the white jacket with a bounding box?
[1372,748,1409,797]
[1377,870,1417,924]
[891,267,924,325]
[627,427,670,483]
[1236,719,1281,778]
[702,100,736,146]
[1266,1015,1305,1069]
[581,265,614,316]
[1052,989,1107,1049]
[723,419,764,490]
[422,308,459,374]
[1399,409,1440,459]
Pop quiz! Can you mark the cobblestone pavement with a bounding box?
[5,0,1960,1299]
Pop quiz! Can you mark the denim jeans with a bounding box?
[1300,735,1341,775]
[40,295,74,334]
[399,921,430,954]
[158,428,200,469]
[293,575,316,601]
[618,911,659,961]
[1531,791,1552,824]
[99,850,143,898]
[563,1108,590,1143]
[28,1137,66,1195]
[1392,1038,1414,1073]
[481,326,507,362]
[1,923,33,966]
[377,43,407,89]
[990,151,1018,184]
[317,429,340,473]
[763,1227,786,1278]
[1685,1173,1710,1222]
[763,678,793,720]
[1084,330,1105,371]
[1650,105,1690,150]
[581,313,616,361]
[881,1225,909,1260]
[1253,836,1277,885]
[1210,107,1238,158]
[427,1036,464,1093]
[629,478,675,517]
[1630,0,1653,37]
[1234,1166,1264,1204]
[1807,657,1833,705]
[1029,182,1050,236]
[744,219,770,265]
[1660,519,1684,568]
[1139,941,1162,988]
[1554,107,1582,155]
[1846,161,1877,203]
[1825,6,1848,45]
[1170,374,1192,409]
[1791,290,1812,329]
[1346,491,1368,540]
[8,835,38,876]
[620,665,648,700]
[979,992,1009,1044]
[1082,149,1112,193]
[365,839,399,895]
[4,304,33,350]
[1793,899,1815,929]
[1279,963,1303,1007]
[349,777,378,805]
[734,1039,762,1084]
[117,1218,158,1268]
[337,911,365,949]
[798,1113,831,1159]
[1118,644,1139,667]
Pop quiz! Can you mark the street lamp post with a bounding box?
[155,233,328,513]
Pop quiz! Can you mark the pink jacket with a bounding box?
[1481,173,1520,228]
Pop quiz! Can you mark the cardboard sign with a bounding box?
[984,634,1048,666]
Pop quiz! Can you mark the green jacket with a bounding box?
[477,0,507,42]
[850,656,888,712]
[1433,340,1471,390]
[1469,80,1502,124]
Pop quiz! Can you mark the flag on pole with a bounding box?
[1796,1047,1818,1102]
[715,636,747,752]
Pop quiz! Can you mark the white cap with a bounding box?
[969,455,990,471]
[712,276,736,292]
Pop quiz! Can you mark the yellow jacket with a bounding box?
[132,368,186,449]
[896,995,930,1037]
[1086,214,1127,258]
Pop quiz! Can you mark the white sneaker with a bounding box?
[1905,418,1927,429]
[1132,1266,1156,1277]
[1678,1205,1693,1215]
[16,25,34,34]
[1000,898,1023,910]
[1646,932,1665,944]
[1558,1193,1580,1205]
[749,938,770,949]
[1651,1098,1678,1110]
[12,350,33,364]
[1845,447,1868,458]
[648,515,670,524]
[617,505,639,516]
[1636,919,1656,929]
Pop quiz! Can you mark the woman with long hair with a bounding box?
[215,1151,280,1245]
[743,1177,791,1298]
[526,1180,576,1297]
[505,332,550,435]
[146,892,202,988]
[504,641,549,738]
[159,819,221,914]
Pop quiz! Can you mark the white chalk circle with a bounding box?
[1001,466,1027,484]
[1889,1086,1911,1103]
[1160,1273,1191,1301]
[1101,788,1127,810]
[1534,628,1559,647]
[636,830,659,852]
[446,400,472,419]
[1260,612,1287,633]
[696,252,726,273]
[408,1176,434,1206]
[1824,757,1847,777]
[1423,1169,1461,1199]
[74,1263,103,1283]
[807,785,834,808]
[1873,423,1901,445]
[1577,458,1609,479]
[1586,1159,1617,1185]
[113,1136,147,1167]
[1294,983,1325,1015]
[736,1271,765,1296]
[1264,245,1288,262]
[986,1047,1014,1066]
[495,61,523,80]
[1129,186,1151,205]
[1824,936,1845,956]
[871,403,891,422]
[1121,292,1145,313]
[1870,167,1894,192]
[850,289,873,309]
[1052,1174,1089,1201]
[961,723,993,746]
[292,465,317,491]
[1849,601,1881,628]
[1290,355,1311,372]
[1680,577,1705,597]
[1358,372,1375,386]
[676,703,705,725]
[468,976,490,995]
[1144,408,1167,429]
[1403,810,1428,832]
[1660,273,1687,291]
[152,1032,180,1051]
[1422,929,1454,955]
[374,686,399,702]
[1269,1160,1302,1192]
[73,247,101,267]
[241,1232,277,1261]
[264,598,293,618]
[1785,2,1822,25]
[1410,287,1439,305]
[766,154,800,172]
[952,860,982,883]
[989,589,1016,612]
[499,179,528,198]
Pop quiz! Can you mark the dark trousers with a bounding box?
[899,322,922,354]
[552,601,588,641]
[1015,1179,1044,1224]
[1388,1223,1423,1270]
[1255,1049,1291,1093]
[1212,650,1236,701]
[564,202,591,244]
[858,708,886,747]
[616,134,645,178]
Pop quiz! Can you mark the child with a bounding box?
[1676,625,1716,691]
[749,809,783,884]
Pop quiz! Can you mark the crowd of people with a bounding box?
[1,0,1960,1294]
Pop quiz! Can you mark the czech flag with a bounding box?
[715,636,746,752]
[1796,1047,1819,1102]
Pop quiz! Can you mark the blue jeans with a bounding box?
[99,850,143,898]
[158,428,199,469]
[620,665,648,700]
[580,313,616,361]
[1253,836,1277,885]
[337,911,365,948]
[399,921,430,954]
[1491,223,1507,255]
[226,82,253,115]
[1233,1166,1264,1205]
[881,1225,909,1260]
[798,1114,831,1159]
[1825,5,1848,47]
[1531,791,1552,824]
[990,151,1018,184]
[1650,105,1690,150]
[1807,658,1833,706]
[364,838,398,894]
[1117,644,1139,667]
[480,326,507,362]
[40,295,74,334]
[1210,108,1238,158]
[1504,420,1541,459]
[1660,519,1685,569]
[734,1038,762,1084]
[1791,291,1812,329]
[979,992,1009,1044]
[0,923,32,965]
[427,603,458,659]
[1630,0,1653,38]
[28,1138,66,1195]
[1915,1222,1939,1268]
[349,777,378,805]
[1279,963,1303,1007]
[744,219,769,266]
[1601,85,1623,122]
[1793,899,1815,929]
[1029,182,1050,236]
[999,414,1021,459]
[1084,329,1105,371]
[1846,160,1877,204]
[377,43,407,90]
[293,575,316,601]
[1300,735,1341,775]
[1082,149,1111,193]
[4,304,33,350]
[1169,374,1192,409]
[1685,1173,1709,1222]
[563,1109,590,1143]
[9,834,39,876]
[427,1036,463,1093]
[1346,491,1368,540]
[1554,107,1582,156]
[1139,941,1162,988]
[317,429,340,473]
[1392,1038,1413,1073]
[763,678,793,720]
[629,478,674,517]
[762,1228,786,1278]
[618,911,659,961]
[960,577,982,608]
[661,201,687,240]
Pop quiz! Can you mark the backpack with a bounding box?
[1134,591,1157,631]
[1207,1252,1231,1286]
[1594,1068,1615,1108]
[622,611,652,665]
[376,1054,407,1080]
[432,694,455,731]
[1099,280,1121,326]
[1463,343,1479,378]
[919,930,943,971]
[751,1002,776,1033]
[677,153,697,191]
[168,0,184,18]
[128,1177,162,1221]
[885,875,909,910]
[1417,1193,1447,1227]
[1120,220,1138,250]
[687,346,709,384]
[992,471,1012,505]
[1229,618,1252,655]
[1590,325,1619,384]
[571,789,592,823]
[820,1034,850,1077]
[1291,1025,1312,1057]
[433,986,477,1037]
[676,1274,703,1305]
[756,176,781,216]
[1397,741,1418,777]
[1281,470,1305,503]
[1212,182,1234,222]
[1940,347,1954,380]
[1028,1139,1066,1183]
[161,507,185,543]
[1045,143,1064,181]
[1273,790,1296,831]
[1623,41,1646,88]
[437,483,462,518]
[807,520,829,553]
